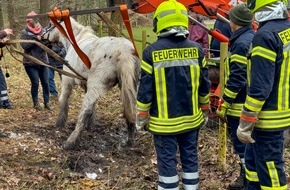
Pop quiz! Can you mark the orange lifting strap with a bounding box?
[48,5,139,70]
[48,8,92,69]
[119,5,139,58]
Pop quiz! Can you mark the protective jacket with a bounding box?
[137,36,211,134]
[224,25,255,117]
[245,19,290,130]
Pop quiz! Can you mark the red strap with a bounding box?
[200,104,210,111]
[48,8,92,69]
[137,111,148,117]
[120,5,139,58]
[241,114,256,123]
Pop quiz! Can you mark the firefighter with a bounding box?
[237,0,290,189]
[135,0,211,189]
[0,28,13,110]
[216,4,254,190]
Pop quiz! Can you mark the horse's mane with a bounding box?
[58,17,97,50]
[69,17,96,37]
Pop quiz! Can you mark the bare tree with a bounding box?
[39,0,50,26]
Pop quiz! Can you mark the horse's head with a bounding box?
[42,21,61,43]
[42,17,88,50]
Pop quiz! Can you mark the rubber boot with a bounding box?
[34,102,42,111]
[228,163,245,190]
[44,103,51,111]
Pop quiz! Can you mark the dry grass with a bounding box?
[0,52,289,190]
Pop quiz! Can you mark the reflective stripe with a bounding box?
[155,68,168,119]
[158,9,176,18]
[158,174,179,183]
[255,116,290,129]
[224,87,238,99]
[136,100,151,111]
[190,65,199,114]
[230,54,248,65]
[154,59,199,69]
[0,96,8,101]
[199,94,209,105]
[227,103,243,117]
[141,60,153,74]
[245,167,259,182]
[149,112,203,133]
[183,184,198,190]
[1,90,8,95]
[261,185,288,190]
[158,9,187,18]
[247,59,252,87]
[256,109,290,129]
[182,172,199,180]
[244,95,265,112]
[158,186,179,190]
[202,57,206,68]
[225,56,230,83]
[266,161,280,188]
[258,109,290,119]
[252,46,277,62]
[278,49,290,110]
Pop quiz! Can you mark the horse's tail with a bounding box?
[117,51,140,123]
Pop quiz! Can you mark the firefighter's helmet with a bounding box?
[153,0,188,34]
[247,0,287,12]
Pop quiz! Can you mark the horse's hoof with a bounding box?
[126,138,135,147]
[63,141,76,150]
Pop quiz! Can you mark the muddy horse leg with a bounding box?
[63,87,100,150]
[56,78,73,128]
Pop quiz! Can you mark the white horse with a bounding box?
[44,18,140,150]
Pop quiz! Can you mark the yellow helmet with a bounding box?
[153,0,188,34]
[247,0,287,12]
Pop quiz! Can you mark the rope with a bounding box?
[4,39,86,81]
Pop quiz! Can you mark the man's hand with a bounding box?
[237,108,258,143]
[135,111,149,131]
[4,28,13,36]
[216,98,230,123]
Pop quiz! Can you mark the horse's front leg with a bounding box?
[63,90,97,150]
[56,78,73,128]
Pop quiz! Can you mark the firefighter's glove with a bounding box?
[200,104,210,127]
[237,108,258,144]
[216,99,230,123]
[136,111,149,131]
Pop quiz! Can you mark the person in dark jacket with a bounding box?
[0,28,13,110]
[0,28,13,138]
[47,42,66,98]
[216,4,254,190]
[136,0,211,189]
[210,20,232,58]
[237,0,290,189]
[20,11,51,111]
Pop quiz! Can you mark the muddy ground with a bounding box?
[0,56,289,190]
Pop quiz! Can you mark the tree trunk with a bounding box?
[39,0,50,27]
[108,0,127,36]
[6,0,17,46]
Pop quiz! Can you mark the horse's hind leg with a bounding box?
[63,89,98,150]
[56,78,73,128]
[126,118,136,147]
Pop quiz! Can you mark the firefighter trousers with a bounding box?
[244,129,288,190]
[153,128,199,190]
